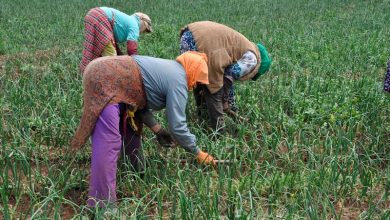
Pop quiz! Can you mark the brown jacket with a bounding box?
[71,56,146,149]
[186,21,261,94]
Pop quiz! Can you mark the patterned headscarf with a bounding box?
[176,51,209,90]
[135,12,152,33]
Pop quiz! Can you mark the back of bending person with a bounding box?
[80,7,152,73]
[180,21,272,131]
[71,52,216,208]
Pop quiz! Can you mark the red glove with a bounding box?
[127,40,138,55]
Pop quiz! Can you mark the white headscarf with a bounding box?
[135,12,152,33]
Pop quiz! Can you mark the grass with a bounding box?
[1,0,389,219]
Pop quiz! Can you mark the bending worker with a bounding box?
[180,21,272,131]
[80,7,152,73]
[71,51,216,207]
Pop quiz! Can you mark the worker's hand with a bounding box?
[70,139,82,154]
[127,40,139,55]
[156,128,175,148]
[196,150,216,166]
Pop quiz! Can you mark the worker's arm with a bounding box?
[137,108,174,147]
[126,21,140,55]
[165,85,216,166]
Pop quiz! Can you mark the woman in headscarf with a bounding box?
[179,21,272,131]
[71,51,216,207]
[384,59,390,92]
[80,7,152,73]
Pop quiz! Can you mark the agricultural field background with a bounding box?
[1,0,389,219]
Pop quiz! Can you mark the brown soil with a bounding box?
[3,144,89,219]
[333,184,389,219]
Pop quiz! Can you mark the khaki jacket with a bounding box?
[186,21,261,94]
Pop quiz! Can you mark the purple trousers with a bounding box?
[87,104,142,207]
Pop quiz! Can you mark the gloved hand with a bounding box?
[127,40,138,55]
[156,128,175,148]
[196,150,216,166]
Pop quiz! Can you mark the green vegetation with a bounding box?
[1,0,389,219]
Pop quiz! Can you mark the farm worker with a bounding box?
[79,7,152,73]
[70,51,216,207]
[180,21,272,131]
[384,59,390,92]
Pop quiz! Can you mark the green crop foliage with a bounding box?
[0,0,389,219]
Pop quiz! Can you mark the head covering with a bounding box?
[176,51,209,90]
[252,43,272,81]
[135,12,152,33]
